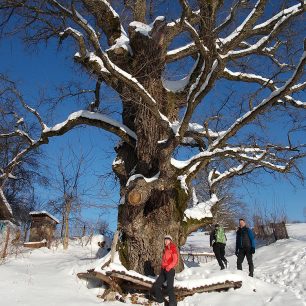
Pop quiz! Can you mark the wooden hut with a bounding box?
[27,211,59,248]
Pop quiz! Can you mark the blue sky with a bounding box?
[1,3,306,230]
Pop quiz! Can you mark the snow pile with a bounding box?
[0,225,306,305]
[129,16,165,37]
[184,190,217,220]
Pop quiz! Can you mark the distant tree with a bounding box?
[192,168,245,229]
[0,75,46,237]
[0,1,305,274]
[252,198,287,225]
[47,149,90,249]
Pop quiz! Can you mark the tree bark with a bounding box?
[118,187,188,275]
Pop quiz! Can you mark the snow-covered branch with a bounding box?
[166,42,197,62]
[222,67,306,108]
[0,129,34,145]
[171,146,265,177]
[214,0,243,34]
[251,3,305,36]
[183,20,209,57]
[50,1,171,128]
[43,110,137,144]
[177,59,219,138]
[213,48,306,148]
[81,0,125,47]
[1,109,138,183]
[165,9,201,44]
[221,2,305,59]
[220,0,267,52]
[184,191,217,221]
[59,27,87,57]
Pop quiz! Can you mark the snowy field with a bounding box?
[0,224,305,306]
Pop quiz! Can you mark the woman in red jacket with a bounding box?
[152,235,178,306]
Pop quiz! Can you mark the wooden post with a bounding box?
[1,225,10,259]
[111,230,119,263]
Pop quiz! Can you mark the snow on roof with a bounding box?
[184,193,218,220]
[30,211,60,224]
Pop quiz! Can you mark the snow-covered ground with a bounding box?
[0,224,305,306]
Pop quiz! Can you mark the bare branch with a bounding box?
[215,48,306,148]
[220,0,268,52]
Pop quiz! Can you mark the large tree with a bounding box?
[0,0,305,274]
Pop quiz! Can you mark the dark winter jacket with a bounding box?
[236,226,255,252]
[210,230,214,247]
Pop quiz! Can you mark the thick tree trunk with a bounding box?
[111,18,204,275]
[117,186,189,275]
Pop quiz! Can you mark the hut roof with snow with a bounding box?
[29,211,60,224]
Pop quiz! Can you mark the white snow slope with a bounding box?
[0,224,305,306]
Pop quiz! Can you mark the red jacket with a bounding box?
[161,242,178,272]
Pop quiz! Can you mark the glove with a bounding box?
[251,247,255,254]
[235,250,239,257]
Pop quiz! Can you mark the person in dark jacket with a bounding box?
[210,224,227,270]
[236,218,256,277]
[152,234,178,306]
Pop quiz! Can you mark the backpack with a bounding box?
[215,226,226,244]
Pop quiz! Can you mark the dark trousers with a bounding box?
[213,243,227,269]
[152,268,177,305]
[237,248,254,276]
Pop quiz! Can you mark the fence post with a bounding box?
[1,225,10,259]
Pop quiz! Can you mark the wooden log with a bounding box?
[108,272,153,289]
[175,281,242,297]
[78,269,242,300]
[77,271,123,293]
[23,241,47,249]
